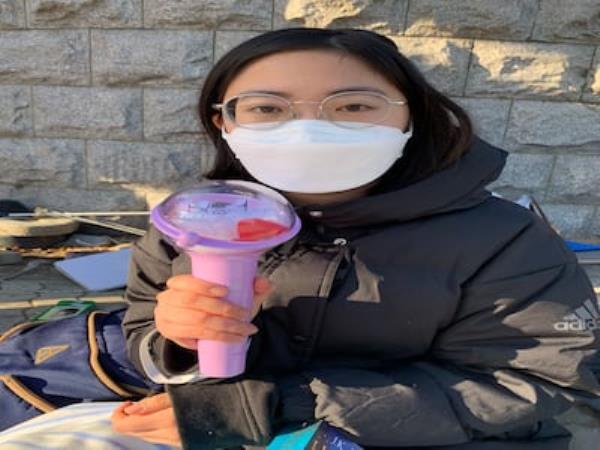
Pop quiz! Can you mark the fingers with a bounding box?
[112,405,178,434]
[251,276,273,318]
[155,274,272,345]
[166,275,228,297]
[158,275,273,319]
[254,276,273,296]
[111,401,132,421]
[124,393,172,415]
[155,318,255,343]
[155,305,257,334]
[154,305,258,339]
[156,291,249,321]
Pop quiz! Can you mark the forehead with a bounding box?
[223,49,403,99]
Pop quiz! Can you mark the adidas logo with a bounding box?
[554,298,600,331]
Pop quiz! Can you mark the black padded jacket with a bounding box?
[123,137,600,450]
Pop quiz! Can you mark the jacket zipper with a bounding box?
[259,231,353,364]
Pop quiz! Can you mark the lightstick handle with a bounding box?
[187,251,260,378]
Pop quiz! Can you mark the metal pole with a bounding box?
[5,209,147,236]
[8,210,150,217]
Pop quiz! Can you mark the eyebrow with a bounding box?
[237,86,389,97]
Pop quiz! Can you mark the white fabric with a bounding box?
[139,329,209,385]
[0,402,178,450]
[222,119,413,194]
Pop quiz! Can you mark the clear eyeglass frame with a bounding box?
[211,90,408,130]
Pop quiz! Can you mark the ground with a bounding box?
[0,258,125,329]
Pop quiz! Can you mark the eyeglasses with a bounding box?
[212,91,408,129]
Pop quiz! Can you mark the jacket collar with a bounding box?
[293,137,508,229]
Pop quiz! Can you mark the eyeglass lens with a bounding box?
[225,93,392,127]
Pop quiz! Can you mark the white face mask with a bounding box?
[221,119,413,194]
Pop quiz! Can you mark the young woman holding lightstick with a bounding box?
[112,28,600,450]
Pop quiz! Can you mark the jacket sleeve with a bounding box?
[167,370,316,449]
[167,215,600,449]
[122,225,199,381]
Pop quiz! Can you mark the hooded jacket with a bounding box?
[123,137,600,450]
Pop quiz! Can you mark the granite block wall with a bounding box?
[0,0,599,238]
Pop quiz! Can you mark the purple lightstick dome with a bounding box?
[150,180,302,253]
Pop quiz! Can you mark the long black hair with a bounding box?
[199,28,473,192]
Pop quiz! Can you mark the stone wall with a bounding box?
[0,0,599,238]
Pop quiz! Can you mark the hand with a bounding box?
[111,393,181,448]
[155,274,273,350]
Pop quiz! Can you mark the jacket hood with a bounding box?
[294,137,508,229]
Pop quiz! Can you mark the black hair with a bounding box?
[199,27,473,192]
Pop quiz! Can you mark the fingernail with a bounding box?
[124,402,143,415]
[209,286,228,296]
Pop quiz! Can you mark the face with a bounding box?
[212,49,411,206]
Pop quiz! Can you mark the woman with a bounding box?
[112,28,600,450]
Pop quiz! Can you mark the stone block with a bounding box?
[592,209,600,238]
[144,88,203,143]
[215,31,263,62]
[537,203,596,239]
[0,138,85,188]
[452,97,510,147]
[87,140,207,189]
[0,30,89,85]
[199,141,217,177]
[389,37,472,96]
[0,0,25,28]
[27,0,141,27]
[0,184,10,199]
[92,30,212,88]
[405,0,537,39]
[0,86,32,137]
[583,49,600,103]
[144,0,271,30]
[274,0,408,33]
[532,0,600,43]
[488,153,554,193]
[504,101,600,151]
[33,86,142,140]
[547,155,600,203]
[466,41,594,100]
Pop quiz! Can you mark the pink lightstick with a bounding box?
[150,180,301,378]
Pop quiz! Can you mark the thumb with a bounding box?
[254,276,272,296]
[251,276,273,319]
[124,393,172,415]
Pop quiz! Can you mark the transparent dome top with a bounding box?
[151,180,298,245]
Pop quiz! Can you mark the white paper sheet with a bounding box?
[53,248,132,291]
